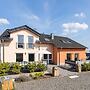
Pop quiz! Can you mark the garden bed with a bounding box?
[15,72,53,83]
[0,62,47,76]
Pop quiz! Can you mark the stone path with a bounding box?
[47,65,78,77]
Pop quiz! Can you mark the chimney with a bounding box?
[51,33,54,39]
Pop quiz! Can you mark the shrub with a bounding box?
[0,63,10,76]
[30,72,44,79]
[20,65,29,73]
[0,62,47,76]
[15,75,30,83]
[36,63,47,72]
[81,63,90,71]
[26,62,47,73]
[27,63,37,73]
[9,63,21,74]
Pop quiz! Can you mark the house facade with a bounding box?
[0,25,86,65]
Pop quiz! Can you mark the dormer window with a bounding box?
[59,40,72,44]
[28,36,34,48]
[17,35,24,48]
[45,38,50,41]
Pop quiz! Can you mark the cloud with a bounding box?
[74,12,86,18]
[0,18,10,25]
[62,22,88,35]
[29,15,40,21]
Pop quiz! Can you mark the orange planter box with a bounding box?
[2,79,14,90]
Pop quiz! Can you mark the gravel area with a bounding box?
[15,72,90,90]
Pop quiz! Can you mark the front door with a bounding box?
[28,53,35,62]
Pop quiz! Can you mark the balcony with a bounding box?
[16,43,24,48]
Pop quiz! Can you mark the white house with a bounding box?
[0,25,86,65]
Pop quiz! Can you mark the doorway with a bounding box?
[43,54,52,64]
[28,53,35,62]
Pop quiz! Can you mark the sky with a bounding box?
[0,0,90,50]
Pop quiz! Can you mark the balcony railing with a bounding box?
[27,43,34,49]
[16,43,35,49]
[16,43,24,48]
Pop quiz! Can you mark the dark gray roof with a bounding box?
[0,25,86,49]
[39,34,86,49]
[0,25,40,39]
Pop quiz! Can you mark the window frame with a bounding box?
[74,53,79,61]
[17,35,24,48]
[28,36,34,48]
[67,53,71,60]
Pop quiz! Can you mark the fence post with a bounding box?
[76,61,81,72]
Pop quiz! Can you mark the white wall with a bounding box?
[1,29,53,62]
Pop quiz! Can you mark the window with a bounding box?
[44,54,48,59]
[28,54,35,61]
[59,40,72,44]
[49,54,52,59]
[28,36,34,48]
[86,53,90,60]
[18,35,24,48]
[67,53,71,60]
[43,54,52,60]
[43,54,52,64]
[74,53,79,61]
[67,41,71,43]
[45,38,50,41]
[16,53,23,62]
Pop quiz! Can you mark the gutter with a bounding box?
[1,39,5,63]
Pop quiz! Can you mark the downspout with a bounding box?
[53,44,54,64]
[3,43,4,63]
[59,50,60,66]
[1,39,5,63]
[58,49,60,66]
[59,47,62,65]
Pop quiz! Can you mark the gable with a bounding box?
[8,25,40,36]
[0,25,40,40]
[10,29,39,38]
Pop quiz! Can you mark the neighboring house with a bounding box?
[0,25,87,65]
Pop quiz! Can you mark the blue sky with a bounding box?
[0,0,90,49]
